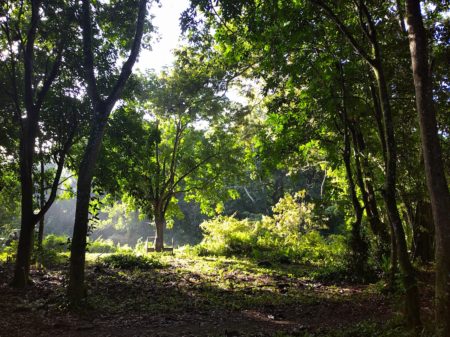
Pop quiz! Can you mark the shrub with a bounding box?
[43,234,70,252]
[199,216,258,257]
[87,238,118,253]
[196,192,348,269]
[101,253,164,270]
[0,239,18,262]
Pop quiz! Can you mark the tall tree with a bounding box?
[1,0,78,287]
[405,1,450,334]
[97,68,244,252]
[67,0,151,303]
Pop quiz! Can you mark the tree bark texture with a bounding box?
[405,1,450,334]
[38,154,45,248]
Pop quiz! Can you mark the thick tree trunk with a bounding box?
[68,116,107,303]
[405,1,450,334]
[12,123,36,287]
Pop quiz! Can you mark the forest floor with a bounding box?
[0,254,432,337]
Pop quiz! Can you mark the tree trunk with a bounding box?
[350,123,390,258]
[38,155,45,248]
[67,0,147,305]
[342,123,366,276]
[68,116,107,303]
[12,122,36,287]
[412,200,434,263]
[154,211,165,252]
[388,220,398,287]
[374,64,421,328]
[337,61,367,276]
[312,1,420,324]
[405,1,450,333]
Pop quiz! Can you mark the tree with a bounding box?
[404,1,450,334]
[67,0,152,303]
[1,0,79,287]
[98,68,244,251]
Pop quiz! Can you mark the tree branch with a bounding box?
[310,0,376,68]
[33,121,77,223]
[81,0,101,106]
[23,0,40,115]
[35,42,64,112]
[104,0,148,111]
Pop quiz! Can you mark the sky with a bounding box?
[136,0,191,72]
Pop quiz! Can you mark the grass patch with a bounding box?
[100,253,165,270]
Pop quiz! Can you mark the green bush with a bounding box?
[0,239,18,262]
[101,253,164,270]
[43,234,70,252]
[196,192,348,269]
[87,238,118,253]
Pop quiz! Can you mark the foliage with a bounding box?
[197,192,346,267]
[41,234,132,254]
[42,234,70,253]
[101,253,165,270]
[0,239,18,262]
[87,238,121,254]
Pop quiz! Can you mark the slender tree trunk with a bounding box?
[367,80,398,276]
[374,64,421,327]
[312,1,420,323]
[337,61,367,276]
[38,154,45,248]
[342,130,366,276]
[388,220,398,287]
[68,116,107,303]
[350,123,390,250]
[405,1,450,334]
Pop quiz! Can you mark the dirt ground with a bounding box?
[0,259,396,337]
